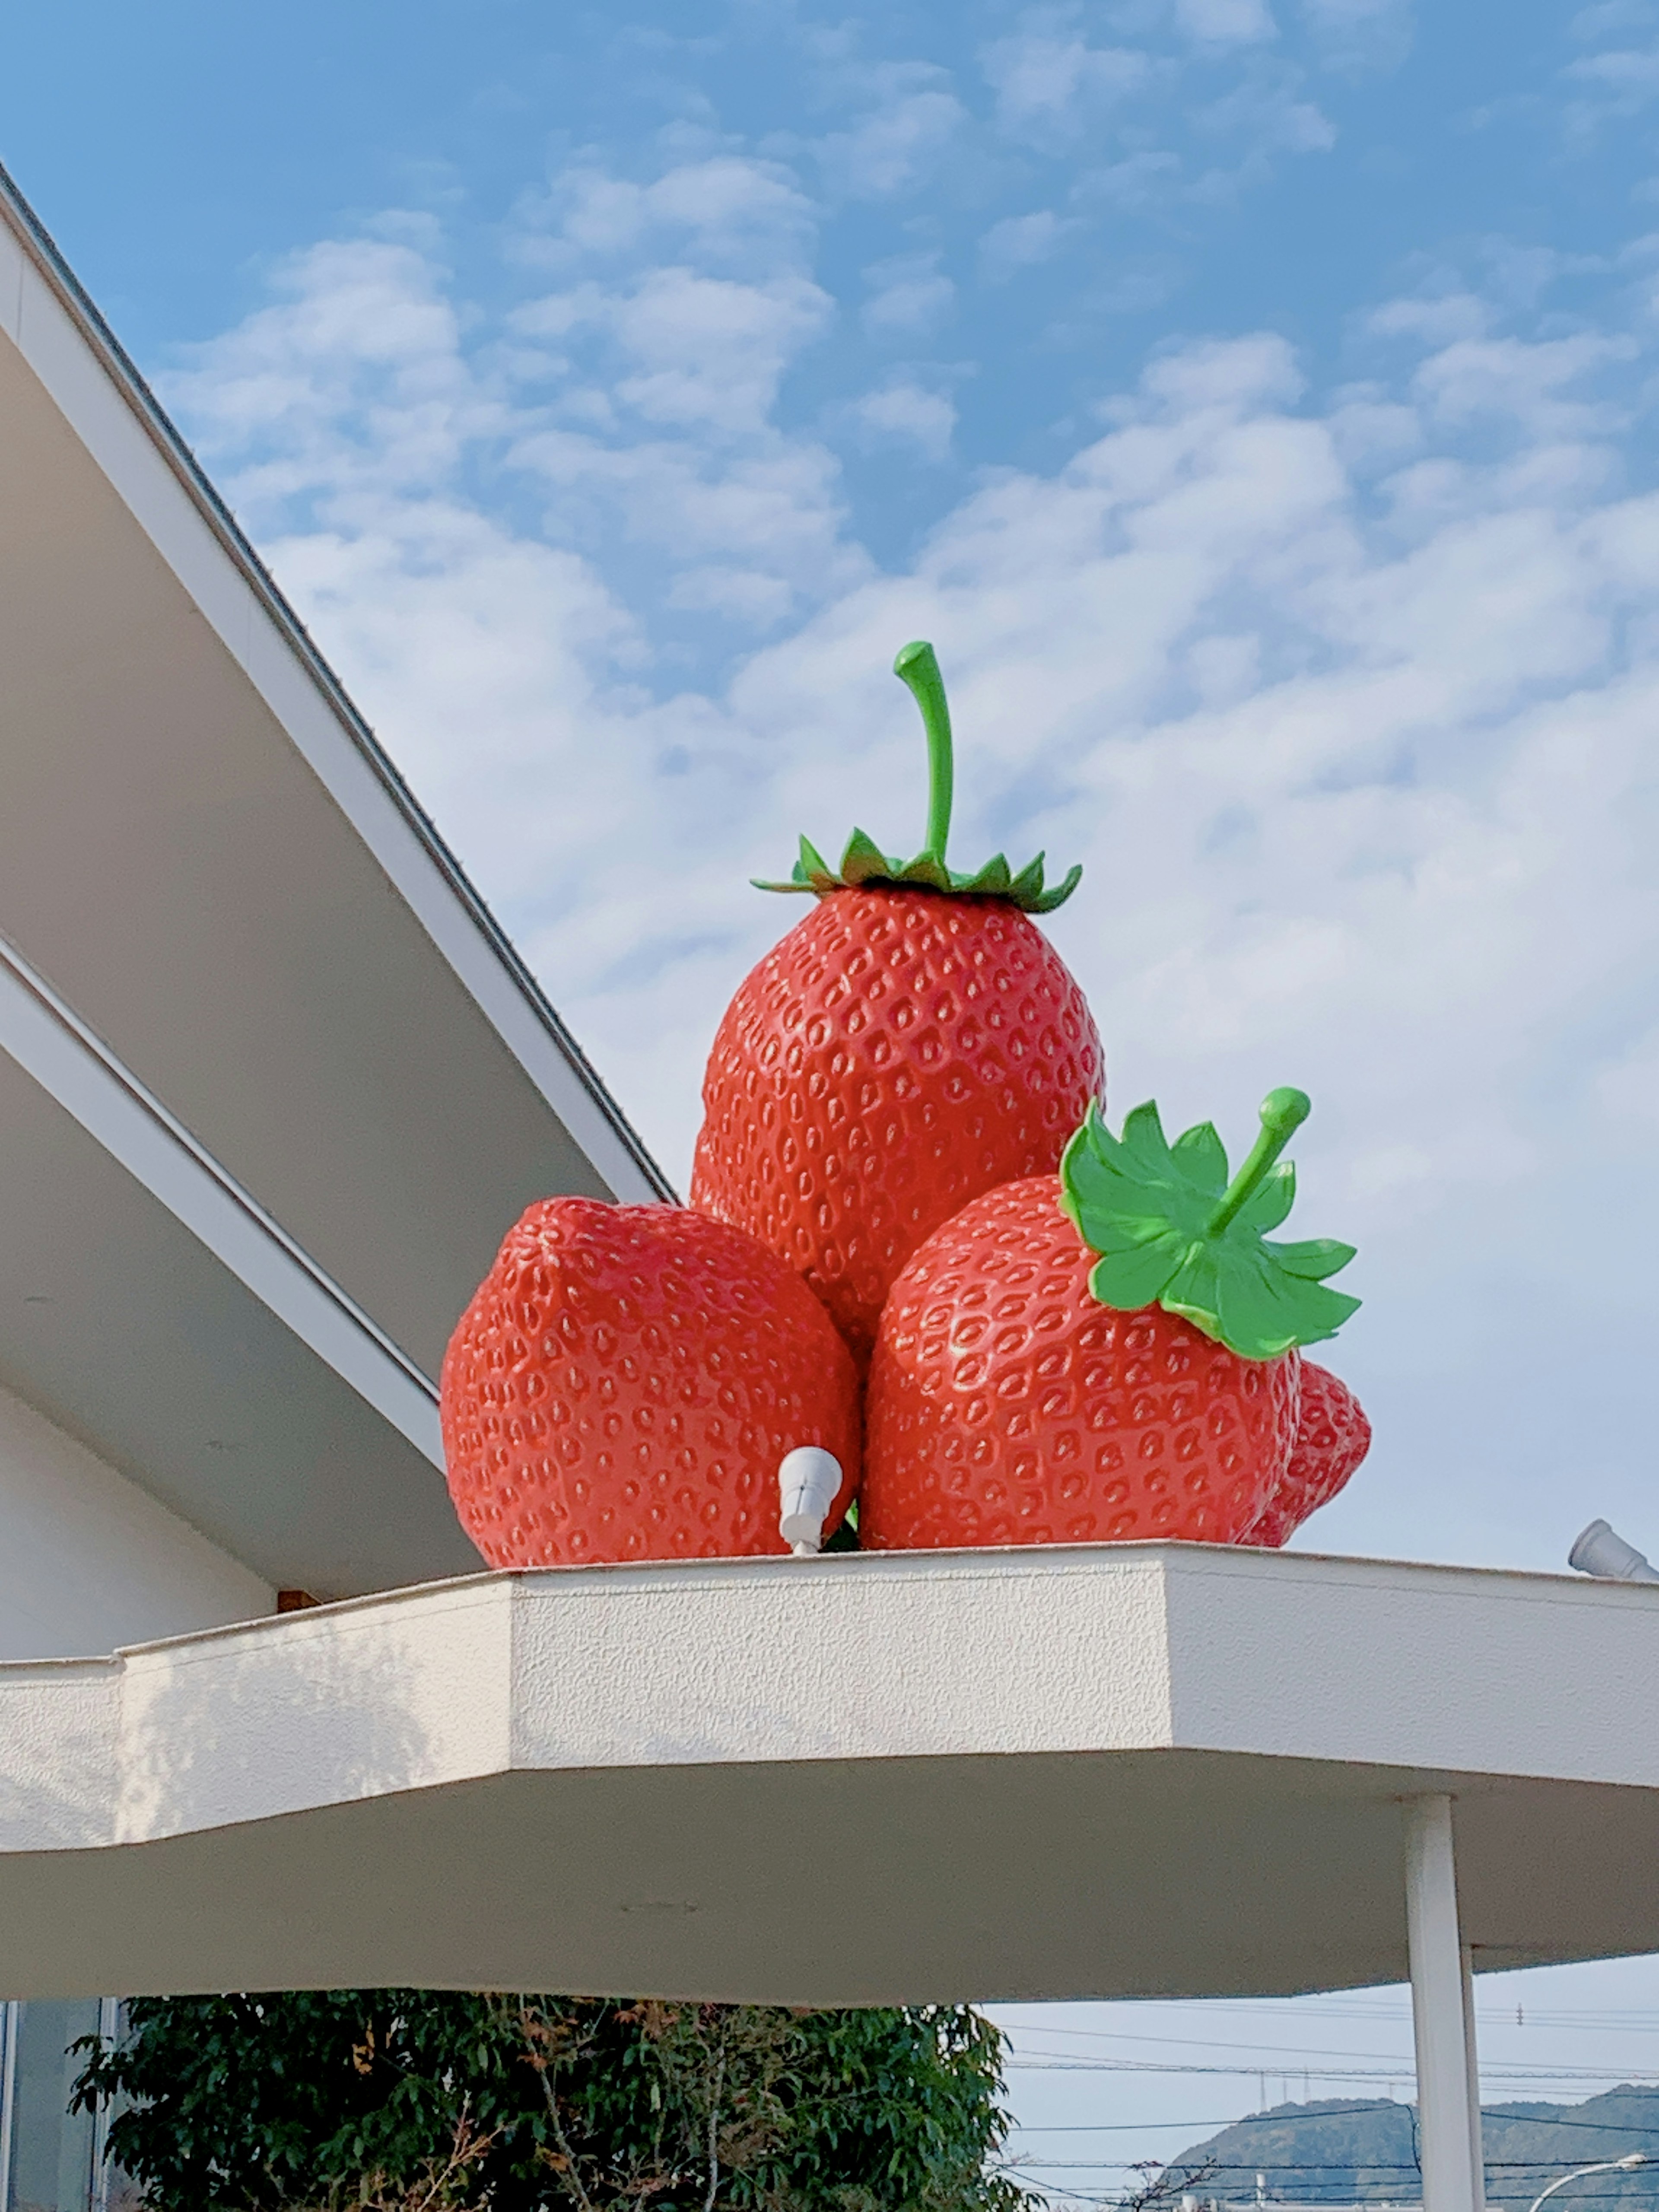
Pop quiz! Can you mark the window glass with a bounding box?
[6,2001,100,2212]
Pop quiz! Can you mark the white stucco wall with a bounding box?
[0,1382,271,1658]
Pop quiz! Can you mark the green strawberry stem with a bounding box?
[1060,1087,1358,1359]
[893,640,954,866]
[1205,1087,1312,1236]
[753,639,1082,912]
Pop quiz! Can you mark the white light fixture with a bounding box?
[777,1447,842,1555]
[1569,1520,1659,1584]
[1526,2152,1646,2212]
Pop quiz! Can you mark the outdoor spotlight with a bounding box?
[1568,1519,1659,1583]
[778,1447,843,1554]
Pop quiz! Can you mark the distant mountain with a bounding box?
[1159,2086,1659,2208]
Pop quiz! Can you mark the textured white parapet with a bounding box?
[1,1542,1659,2005]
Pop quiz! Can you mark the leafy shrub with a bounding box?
[72,1993,1032,2211]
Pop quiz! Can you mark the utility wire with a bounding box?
[1011,2117,1659,2140]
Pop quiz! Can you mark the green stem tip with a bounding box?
[893,640,954,864]
[1205,1087,1312,1236]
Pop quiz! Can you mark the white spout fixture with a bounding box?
[1569,1519,1659,1584]
[778,1447,842,1555]
[1525,2153,1646,2212]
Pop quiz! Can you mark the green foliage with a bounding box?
[1060,1088,1360,1360]
[71,1993,1032,2212]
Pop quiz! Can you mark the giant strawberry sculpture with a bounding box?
[690,643,1104,1366]
[861,1088,1361,1550]
[441,639,1373,1570]
[442,1199,858,1567]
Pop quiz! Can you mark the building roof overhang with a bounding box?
[0,167,672,1594]
[2,1543,1653,2005]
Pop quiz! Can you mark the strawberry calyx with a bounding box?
[1059,1087,1360,1360]
[753,641,1082,915]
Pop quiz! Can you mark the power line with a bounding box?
[1013,2114,1659,2132]
[1010,2114,1659,2141]
[1008,2056,1659,2080]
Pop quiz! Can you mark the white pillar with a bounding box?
[1462,1944,1486,2212]
[1404,1796,1480,2212]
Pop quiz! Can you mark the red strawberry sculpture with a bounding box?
[1246,1360,1372,1549]
[440,638,1376,1571]
[441,1199,859,1567]
[861,1088,1360,1551]
[690,642,1103,1366]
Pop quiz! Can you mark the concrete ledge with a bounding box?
[2,1543,1656,2002]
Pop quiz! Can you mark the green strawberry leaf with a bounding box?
[1268,1236,1358,1280]
[753,642,1082,915]
[758,835,839,894]
[1239,1161,1295,1233]
[1060,1087,1360,1361]
[840,827,895,886]
[1026,861,1083,915]
[957,852,1013,896]
[1009,855,1047,905]
[1088,1237,1186,1310]
[1171,1120,1228,1195]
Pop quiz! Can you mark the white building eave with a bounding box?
[0,164,678,1594]
[2,1542,1656,2005]
[0,160,669,1224]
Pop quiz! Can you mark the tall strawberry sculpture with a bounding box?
[691,643,1104,1365]
[860,1088,1362,1550]
[442,639,1371,1569]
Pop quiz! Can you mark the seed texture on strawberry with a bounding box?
[1246,1360,1371,1549]
[861,1088,1359,1552]
[441,1199,860,1568]
[690,642,1103,1364]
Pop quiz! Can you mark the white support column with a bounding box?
[1404,1796,1480,2212]
[1462,1945,1486,2212]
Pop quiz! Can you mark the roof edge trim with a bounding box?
[0,925,444,1464]
[0,159,675,1207]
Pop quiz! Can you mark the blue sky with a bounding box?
[11,3,1659,2201]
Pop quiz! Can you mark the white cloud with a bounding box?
[1297,0,1414,69]
[502,156,859,628]
[1367,290,1491,345]
[861,252,956,337]
[979,209,1077,279]
[811,70,967,198]
[163,229,489,509]
[514,156,816,273]
[1563,32,1659,139]
[1191,69,1337,165]
[849,380,958,459]
[515,265,833,435]
[982,26,1155,139]
[1568,41,1659,99]
[1572,0,1655,32]
[1409,329,1635,437]
[973,4,1363,223]
[1176,0,1278,46]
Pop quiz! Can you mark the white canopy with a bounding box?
[1,1540,1652,2007]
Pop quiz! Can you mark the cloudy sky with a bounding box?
[10,0,1659,2198]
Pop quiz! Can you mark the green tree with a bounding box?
[71,1993,1032,2212]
